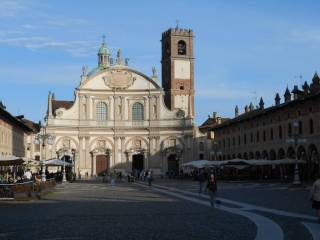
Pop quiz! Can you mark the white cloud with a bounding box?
[290,29,320,43]
[0,64,81,85]
[0,0,25,18]
[0,36,99,57]
[46,17,90,28]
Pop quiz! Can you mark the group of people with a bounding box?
[0,169,33,184]
[196,169,218,207]
[127,169,153,186]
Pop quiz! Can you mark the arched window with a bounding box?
[177,40,186,55]
[132,102,144,121]
[279,125,282,139]
[298,121,303,135]
[199,142,204,151]
[309,119,314,134]
[288,123,292,137]
[96,102,107,121]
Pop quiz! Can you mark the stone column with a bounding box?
[85,136,90,170]
[74,150,79,178]
[92,152,96,176]
[86,95,91,120]
[79,136,85,169]
[113,136,119,168]
[120,96,124,120]
[120,136,125,165]
[125,151,132,172]
[143,97,148,120]
[111,96,115,120]
[144,150,149,170]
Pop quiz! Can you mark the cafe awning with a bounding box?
[0,155,24,166]
[44,158,73,167]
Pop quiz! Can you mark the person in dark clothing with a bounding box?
[206,173,218,207]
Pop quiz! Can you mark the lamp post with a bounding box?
[213,141,218,161]
[292,122,301,185]
[34,127,55,182]
[71,149,76,179]
[62,148,68,182]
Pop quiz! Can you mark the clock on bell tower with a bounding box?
[161,27,195,118]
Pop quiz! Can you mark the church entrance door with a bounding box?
[167,154,179,177]
[132,154,144,172]
[96,155,109,176]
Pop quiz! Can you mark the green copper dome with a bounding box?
[98,42,110,55]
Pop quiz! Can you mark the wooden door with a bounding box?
[96,155,109,176]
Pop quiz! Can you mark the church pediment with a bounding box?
[80,67,161,91]
[102,69,136,89]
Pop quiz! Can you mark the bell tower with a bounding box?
[161,27,195,117]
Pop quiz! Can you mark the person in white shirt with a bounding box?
[24,169,32,180]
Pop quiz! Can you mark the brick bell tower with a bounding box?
[161,26,195,118]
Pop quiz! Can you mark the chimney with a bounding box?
[244,105,249,113]
[275,93,280,106]
[259,97,264,110]
[284,87,291,103]
[212,112,217,119]
[302,81,309,95]
[48,91,53,118]
[235,105,239,117]
[249,102,254,111]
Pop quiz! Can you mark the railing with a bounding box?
[34,178,56,192]
[0,181,33,199]
[0,178,56,199]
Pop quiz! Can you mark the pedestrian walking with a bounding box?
[310,178,320,221]
[206,173,217,207]
[147,170,153,186]
[198,169,206,194]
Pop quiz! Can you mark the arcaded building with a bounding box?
[0,102,39,160]
[201,74,320,179]
[44,27,205,177]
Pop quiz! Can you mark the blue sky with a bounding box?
[0,0,320,125]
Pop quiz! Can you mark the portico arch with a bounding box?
[269,149,276,160]
[278,148,285,159]
[308,144,319,179]
[287,147,295,159]
[262,150,268,159]
[55,136,79,152]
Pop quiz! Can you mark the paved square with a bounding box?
[0,181,255,240]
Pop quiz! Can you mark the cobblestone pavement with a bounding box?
[0,181,256,240]
[139,179,320,240]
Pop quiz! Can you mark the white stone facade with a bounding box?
[44,53,199,177]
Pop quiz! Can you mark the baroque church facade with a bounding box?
[44,27,203,177]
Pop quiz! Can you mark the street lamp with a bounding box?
[62,148,68,182]
[289,121,306,185]
[292,122,301,185]
[71,149,76,179]
[212,141,218,161]
[34,127,55,182]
